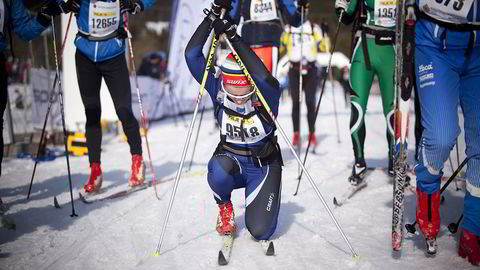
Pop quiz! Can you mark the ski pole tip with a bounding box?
[353,254,360,260]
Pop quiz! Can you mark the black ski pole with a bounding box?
[405,153,479,234]
[27,14,73,199]
[50,17,77,217]
[447,214,463,234]
[294,11,344,196]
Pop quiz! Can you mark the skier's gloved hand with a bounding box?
[335,0,349,14]
[213,18,237,40]
[41,0,64,16]
[211,0,231,17]
[120,0,144,15]
[297,0,309,9]
[65,0,80,14]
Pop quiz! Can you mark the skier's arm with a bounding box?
[10,0,49,41]
[184,15,219,98]
[278,0,305,28]
[334,0,358,25]
[279,28,288,55]
[314,23,330,52]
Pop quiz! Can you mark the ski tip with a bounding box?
[53,196,61,209]
[78,192,92,204]
[218,250,228,265]
[266,241,275,256]
[333,197,341,206]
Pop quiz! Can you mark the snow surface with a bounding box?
[0,84,474,270]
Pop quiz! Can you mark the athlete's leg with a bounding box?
[75,51,103,164]
[207,153,244,202]
[374,44,395,162]
[459,48,480,239]
[349,38,375,165]
[289,67,300,133]
[304,65,318,133]
[101,54,142,156]
[244,160,282,240]
[415,45,460,239]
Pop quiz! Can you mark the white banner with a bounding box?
[166,0,213,112]
[30,69,63,131]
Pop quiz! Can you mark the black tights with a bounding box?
[75,51,142,164]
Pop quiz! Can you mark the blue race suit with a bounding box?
[185,17,282,240]
[73,0,155,62]
[414,0,480,238]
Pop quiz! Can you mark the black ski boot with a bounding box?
[348,162,367,186]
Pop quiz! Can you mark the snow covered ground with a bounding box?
[0,85,474,269]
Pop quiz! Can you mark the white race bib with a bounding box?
[289,22,316,62]
[374,0,397,27]
[419,0,474,24]
[221,97,267,144]
[0,0,5,35]
[250,0,278,22]
[88,0,120,37]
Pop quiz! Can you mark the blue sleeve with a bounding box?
[139,0,156,10]
[184,18,219,101]
[11,0,48,41]
[229,0,241,24]
[279,0,301,27]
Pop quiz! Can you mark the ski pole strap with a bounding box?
[360,29,371,70]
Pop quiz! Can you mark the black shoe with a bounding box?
[349,163,367,186]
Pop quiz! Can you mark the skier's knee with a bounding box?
[246,222,275,240]
[207,155,239,188]
[116,107,135,124]
[85,107,101,127]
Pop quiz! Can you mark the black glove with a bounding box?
[120,0,143,14]
[212,18,237,40]
[41,0,64,16]
[297,0,309,9]
[64,0,80,13]
[211,0,231,16]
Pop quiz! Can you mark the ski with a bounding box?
[260,240,275,256]
[333,167,375,207]
[79,184,148,204]
[218,233,234,265]
[392,0,416,251]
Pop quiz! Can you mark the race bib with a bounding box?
[88,0,120,37]
[0,0,4,35]
[374,0,397,27]
[250,0,278,22]
[419,0,474,23]
[221,98,267,144]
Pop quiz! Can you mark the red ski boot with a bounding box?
[216,201,236,235]
[84,163,103,193]
[308,132,317,146]
[458,228,480,266]
[129,154,145,187]
[292,131,300,146]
